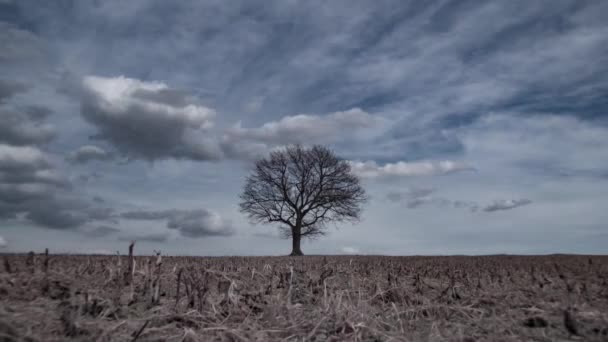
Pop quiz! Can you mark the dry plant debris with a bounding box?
[0,252,607,341]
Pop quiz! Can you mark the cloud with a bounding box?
[0,80,56,147]
[2,2,608,255]
[0,235,6,248]
[67,145,112,164]
[0,144,63,221]
[349,160,473,179]
[26,206,88,229]
[386,187,533,213]
[18,196,116,230]
[77,172,103,184]
[92,196,105,203]
[0,144,68,206]
[0,144,114,229]
[0,108,56,146]
[167,210,235,238]
[0,22,47,65]
[25,200,117,230]
[386,187,438,208]
[0,79,27,103]
[80,75,221,161]
[121,208,235,238]
[458,114,608,179]
[85,225,120,237]
[432,198,480,212]
[83,206,116,222]
[118,233,169,243]
[225,108,386,146]
[120,209,177,220]
[0,144,50,172]
[483,199,532,212]
[219,108,389,160]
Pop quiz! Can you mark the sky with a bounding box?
[1,0,607,256]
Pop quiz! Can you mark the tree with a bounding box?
[239,145,367,256]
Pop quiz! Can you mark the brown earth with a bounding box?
[0,252,607,341]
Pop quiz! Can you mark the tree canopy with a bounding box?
[239,145,367,255]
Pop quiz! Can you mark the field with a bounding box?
[1,251,607,342]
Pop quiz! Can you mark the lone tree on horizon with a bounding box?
[239,145,367,256]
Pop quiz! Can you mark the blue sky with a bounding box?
[1,0,607,255]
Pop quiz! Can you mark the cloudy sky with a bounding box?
[1,0,607,255]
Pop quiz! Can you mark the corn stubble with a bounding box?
[0,250,607,341]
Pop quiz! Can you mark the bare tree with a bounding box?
[239,145,367,256]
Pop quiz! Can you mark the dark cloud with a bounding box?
[386,187,448,209]
[0,145,67,204]
[483,199,532,212]
[23,105,53,121]
[118,233,169,243]
[0,108,56,146]
[120,209,177,221]
[80,75,222,161]
[121,208,235,238]
[83,206,116,222]
[167,210,235,238]
[433,198,480,212]
[0,144,49,172]
[26,205,88,230]
[0,21,47,65]
[22,198,116,230]
[92,196,105,204]
[0,144,111,230]
[406,198,427,209]
[0,80,56,146]
[76,172,103,184]
[387,189,532,213]
[0,79,27,103]
[0,183,54,203]
[77,75,388,163]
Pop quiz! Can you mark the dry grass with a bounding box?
[1,251,607,341]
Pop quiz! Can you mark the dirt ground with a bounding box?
[0,252,607,341]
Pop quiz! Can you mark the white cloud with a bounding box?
[0,235,7,248]
[225,108,386,146]
[457,113,608,177]
[349,160,473,179]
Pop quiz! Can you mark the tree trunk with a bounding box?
[290,226,304,256]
